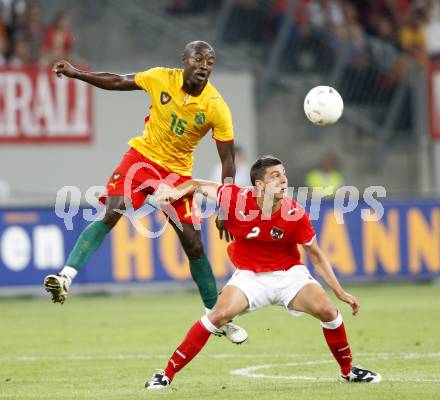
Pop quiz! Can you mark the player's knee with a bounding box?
[185,239,204,259]
[102,197,126,229]
[208,308,234,328]
[317,302,338,322]
[101,212,122,230]
[108,196,127,212]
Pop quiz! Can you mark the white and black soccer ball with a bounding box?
[304,86,344,126]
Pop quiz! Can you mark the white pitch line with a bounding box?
[231,352,440,383]
[1,351,440,363]
[2,351,439,383]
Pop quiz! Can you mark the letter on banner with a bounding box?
[0,226,31,271]
[33,225,64,269]
[319,210,355,274]
[0,67,92,142]
[158,214,191,280]
[111,216,153,281]
[363,209,400,275]
[407,208,440,273]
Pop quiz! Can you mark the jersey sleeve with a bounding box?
[211,97,234,142]
[134,67,165,93]
[295,208,316,245]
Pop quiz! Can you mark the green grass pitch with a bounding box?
[0,283,439,399]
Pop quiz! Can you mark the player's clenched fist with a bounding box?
[52,60,76,78]
[336,290,360,316]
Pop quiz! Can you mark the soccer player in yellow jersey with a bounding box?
[44,41,247,344]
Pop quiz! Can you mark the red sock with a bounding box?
[321,316,352,376]
[164,320,212,380]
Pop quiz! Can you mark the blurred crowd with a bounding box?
[267,0,439,68]
[165,0,439,67]
[0,0,75,68]
[164,0,438,126]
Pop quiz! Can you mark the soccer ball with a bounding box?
[304,86,344,126]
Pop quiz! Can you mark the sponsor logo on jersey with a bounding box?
[270,226,284,240]
[112,173,121,181]
[160,91,171,105]
[195,112,205,125]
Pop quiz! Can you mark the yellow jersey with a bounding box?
[129,67,234,176]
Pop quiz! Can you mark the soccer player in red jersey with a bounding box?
[43,40,247,344]
[145,155,381,388]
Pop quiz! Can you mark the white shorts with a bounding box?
[225,265,321,317]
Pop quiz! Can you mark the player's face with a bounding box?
[182,47,215,86]
[259,164,288,200]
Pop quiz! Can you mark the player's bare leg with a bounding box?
[289,281,338,321]
[44,196,126,303]
[169,220,248,344]
[289,283,381,383]
[145,285,249,389]
[207,285,249,328]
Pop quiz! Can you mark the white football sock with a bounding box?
[320,312,343,330]
[60,266,78,282]
[200,315,223,334]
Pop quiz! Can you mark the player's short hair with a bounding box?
[250,155,283,185]
[183,41,215,57]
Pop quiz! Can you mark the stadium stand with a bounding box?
[0,0,76,66]
[1,0,438,195]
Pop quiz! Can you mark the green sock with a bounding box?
[66,220,110,271]
[189,256,218,309]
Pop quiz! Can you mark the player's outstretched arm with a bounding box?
[303,239,360,315]
[52,60,141,91]
[155,180,221,205]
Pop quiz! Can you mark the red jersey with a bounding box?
[217,184,316,273]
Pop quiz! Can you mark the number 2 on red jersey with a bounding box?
[246,227,261,239]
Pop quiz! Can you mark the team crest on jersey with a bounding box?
[195,112,205,125]
[160,91,171,105]
[112,173,121,181]
[270,226,284,240]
